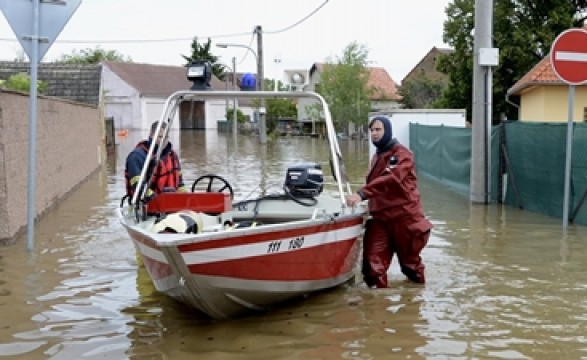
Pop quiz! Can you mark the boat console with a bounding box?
[145,192,232,215]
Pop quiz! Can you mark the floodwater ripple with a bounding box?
[1,132,587,359]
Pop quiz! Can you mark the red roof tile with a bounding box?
[310,63,400,100]
[368,66,401,101]
[507,56,564,95]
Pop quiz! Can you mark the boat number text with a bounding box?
[267,237,305,253]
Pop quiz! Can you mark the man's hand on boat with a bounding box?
[346,193,363,207]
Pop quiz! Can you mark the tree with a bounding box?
[182,37,225,80]
[0,73,48,94]
[263,78,297,134]
[54,47,131,64]
[399,74,445,109]
[438,0,587,122]
[314,41,372,131]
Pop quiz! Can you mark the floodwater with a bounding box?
[2,130,587,359]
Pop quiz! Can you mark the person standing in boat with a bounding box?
[125,121,186,203]
[345,115,432,288]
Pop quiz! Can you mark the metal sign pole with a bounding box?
[26,0,40,251]
[549,28,587,230]
[562,85,575,229]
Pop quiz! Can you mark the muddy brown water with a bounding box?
[2,130,587,359]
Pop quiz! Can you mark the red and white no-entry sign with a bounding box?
[550,28,587,85]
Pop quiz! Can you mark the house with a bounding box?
[102,61,248,134]
[401,46,453,85]
[506,56,587,122]
[296,63,401,133]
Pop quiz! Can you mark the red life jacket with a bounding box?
[125,143,182,200]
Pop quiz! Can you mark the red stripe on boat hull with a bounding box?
[186,238,360,281]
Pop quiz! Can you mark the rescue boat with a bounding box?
[118,87,366,319]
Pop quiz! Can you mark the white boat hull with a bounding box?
[121,208,364,319]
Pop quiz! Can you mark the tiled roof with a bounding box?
[402,46,453,84]
[103,61,226,96]
[507,56,564,96]
[368,66,401,101]
[0,61,102,106]
[310,63,400,101]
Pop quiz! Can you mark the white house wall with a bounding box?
[102,65,141,135]
[142,96,180,131]
[206,99,226,129]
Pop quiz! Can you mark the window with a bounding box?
[583,107,587,122]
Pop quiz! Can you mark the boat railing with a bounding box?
[132,90,353,214]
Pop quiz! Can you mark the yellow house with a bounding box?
[507,55,587,122]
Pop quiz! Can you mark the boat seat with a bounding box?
[145,192,232,215]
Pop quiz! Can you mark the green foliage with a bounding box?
[265,98,297,132]
[182,37,225,80]
[226,108,246,124]
[260,78,298,133]
[438,0,587,122]
[0,73,48,94]
[55,47,131,64]
[315,41,372,130]
[399,75,445,109]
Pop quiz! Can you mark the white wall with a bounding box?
[102,65,141,137]
[143,97,181,131]
[368,109,467,157]
[206,99,229,129]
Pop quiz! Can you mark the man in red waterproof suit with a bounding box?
[346,115,432,288]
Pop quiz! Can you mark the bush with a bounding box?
[0,73,48,94]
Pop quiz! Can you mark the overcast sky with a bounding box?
[0,0,451,84]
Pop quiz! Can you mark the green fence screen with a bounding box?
[409,121,587,226]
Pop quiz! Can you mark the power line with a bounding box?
[234,1,329,65]
[264,0,329,35]
[0,1,329,45]
[236,30,257,66]
[0,31,252,44]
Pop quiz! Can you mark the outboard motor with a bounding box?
[284,162,324,197]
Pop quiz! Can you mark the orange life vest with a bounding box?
[125,143,182,200]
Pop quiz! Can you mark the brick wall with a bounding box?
[0,90,103,244]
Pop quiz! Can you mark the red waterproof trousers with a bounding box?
[362,216,431,288]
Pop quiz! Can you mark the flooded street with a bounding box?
[2,130,587,359]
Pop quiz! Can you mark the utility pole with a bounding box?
[470,0,494,204]
[232,56,238,135]
[256,25,267,144]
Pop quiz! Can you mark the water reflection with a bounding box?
[1,131,587,358]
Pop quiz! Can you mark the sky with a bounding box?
[0,0,452,84]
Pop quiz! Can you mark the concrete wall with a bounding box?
[0,90,103,244]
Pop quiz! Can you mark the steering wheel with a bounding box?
[191,174,234,199]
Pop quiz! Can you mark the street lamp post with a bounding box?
[216,41,266,143]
